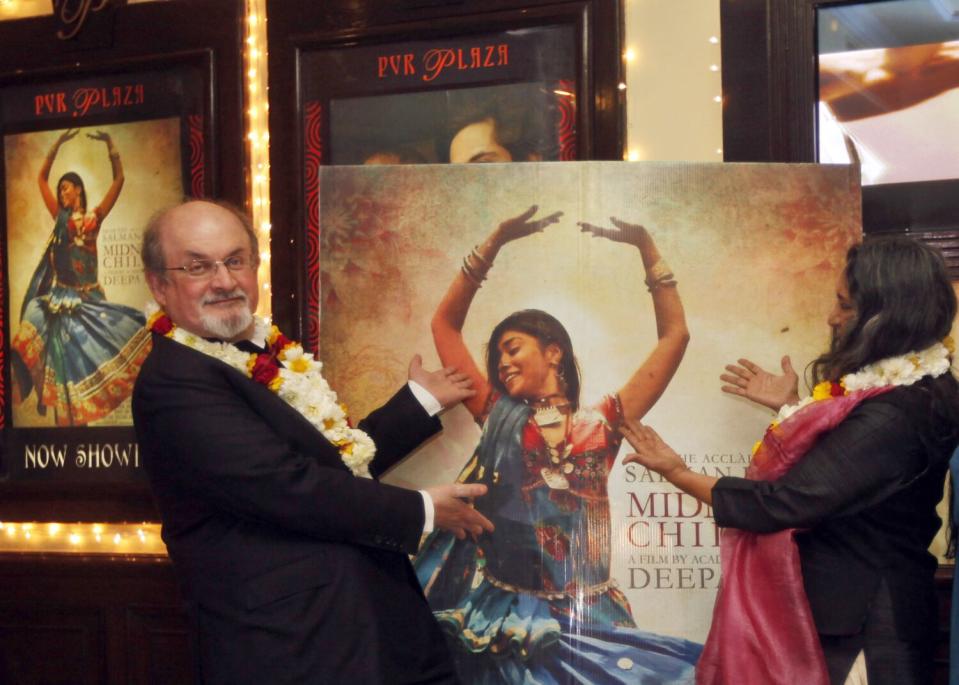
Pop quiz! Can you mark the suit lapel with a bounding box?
[157,335,348,470]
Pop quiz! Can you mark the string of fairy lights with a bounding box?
[0,0,271,554]
[0,521,165,554]
[246,0,272,316]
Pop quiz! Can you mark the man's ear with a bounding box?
[145,271,168,308]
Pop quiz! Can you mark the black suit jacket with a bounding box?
[713,382,957,642]
[132,333,458,684]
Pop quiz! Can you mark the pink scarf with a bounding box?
[696,385,894,685]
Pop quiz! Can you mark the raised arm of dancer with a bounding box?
[88,131,124,218]
[38,129,78,218]
[431,205,563,417]
[578,218,689,423]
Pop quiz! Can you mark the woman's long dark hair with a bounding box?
[820,238,959,556]
[486,309,582,410]
[57,171,87,212]
[812,237,956,383]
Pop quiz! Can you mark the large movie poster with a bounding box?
[318,161,860,679]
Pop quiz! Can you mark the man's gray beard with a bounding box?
[199,294,254,340]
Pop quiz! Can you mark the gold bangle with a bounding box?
[461,265,483,288]
[647,279,678,293]
[471,246,492,269]
[644,259,674,289]
[463,253,489,279]
[461,257,485,287]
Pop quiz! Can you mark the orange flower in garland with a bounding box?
[752,380,847,455]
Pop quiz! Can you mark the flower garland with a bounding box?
[756,341,954,454]
[145,305,375,477]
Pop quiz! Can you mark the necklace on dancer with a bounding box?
[529,397,574,490]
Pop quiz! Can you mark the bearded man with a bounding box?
[133,199,493,684]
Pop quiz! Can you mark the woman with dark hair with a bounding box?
[415,206,701,684]
[11,128,147,426]
[624,236,959,685]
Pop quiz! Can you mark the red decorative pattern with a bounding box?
[303,101,324,353]
[0,219,5,427]
[188,114,205,198]
[556,79,577,161]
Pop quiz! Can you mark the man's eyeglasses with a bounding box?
[165,254,256,279]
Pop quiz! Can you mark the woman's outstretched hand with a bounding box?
[578,217,650,248]
[87,130,112,144]
[720,356,800,411]
[494,205,563,245]
[621,419,687,478]
[55,129,79,147]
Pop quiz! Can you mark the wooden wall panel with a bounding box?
[0,554,194,685]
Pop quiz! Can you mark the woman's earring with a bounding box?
[553,363,567,391]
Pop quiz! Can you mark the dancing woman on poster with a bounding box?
[11,128,148,426]
[415,206,702,684]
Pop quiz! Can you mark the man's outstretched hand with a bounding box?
[408,354,475,410]
[427,483,494,540]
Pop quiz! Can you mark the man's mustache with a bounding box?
[202,290,248,306]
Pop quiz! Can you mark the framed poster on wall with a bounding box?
[815,0,959,250]
[267,0,625,350]
[0,0,245,521]
[720,0,959,273]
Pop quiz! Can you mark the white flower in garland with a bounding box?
[145,304,375,478]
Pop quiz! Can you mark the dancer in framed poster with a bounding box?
[10,127,148,427]
[414,206,702,684]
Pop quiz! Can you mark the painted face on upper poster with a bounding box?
[146,201,259,341]
[496,330,563,400]
[449,118,515,164]
[827,272,856,341]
